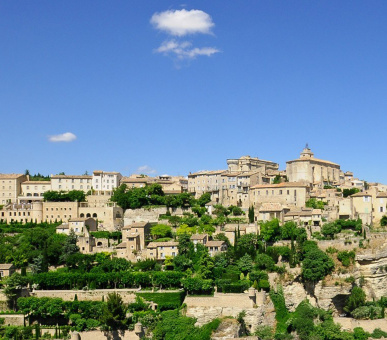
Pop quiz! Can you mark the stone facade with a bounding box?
[286,146,343,188]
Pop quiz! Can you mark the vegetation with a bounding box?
[110,183,211,210]
[306,198,327,210]
[43,190,86,202]
[343,188,361,198]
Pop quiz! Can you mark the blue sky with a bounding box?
[1,1,386,183]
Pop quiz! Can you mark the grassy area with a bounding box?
[136,291,186,310]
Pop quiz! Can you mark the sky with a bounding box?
[1,1,386,183]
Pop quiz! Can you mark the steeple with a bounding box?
[300,144,314,159]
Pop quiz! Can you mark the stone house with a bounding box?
[0,173,28,205]
[147,241,179,260]
[190,234,208,246]
[205,240,228,256]
[51,174,92,193]
[250,182,310,208]
[0,264,15,278]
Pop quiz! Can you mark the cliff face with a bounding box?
[184,292,275,332]
[355,249,387,299]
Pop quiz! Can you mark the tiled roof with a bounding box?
[0,264,14,270]
[147,241,178,247]
[0,174,25,179]
[51,175,92,179]
[206,241,226,247]
[251,182,308,189]
[190,234,207,240]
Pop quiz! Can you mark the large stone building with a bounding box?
[19,181,51,203]
[188,155,280,208]
[120,175,187,195]
[92,171,122,195]
[51,175,92,192]
[0,173,28,205]
[286,146,344,187]
[250,182,310,209]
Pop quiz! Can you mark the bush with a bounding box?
[337,251,356,267]
[218,281,249,293]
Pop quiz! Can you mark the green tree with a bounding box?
[3,273,28,309]
[237,254,253,274]
[344,287,366,314]
[248,206,255,223]
[302,248,334,283]
[101,292,127,330]
[343,188,360,198]
[260,219,281,242]
[321,222,341,239]
[60,230,79,263]
[151,224,172,239]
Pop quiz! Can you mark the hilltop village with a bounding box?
[1,146,387,340]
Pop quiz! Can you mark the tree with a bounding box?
[321,222,341,239]
[306,198,327,210]
[60,231,79,263]
[151,224,172,239]
[344,287,366,314]
[101,292,127,330]
[197,192,211,207]
[301,248,334,282]
[381,215,387,227]
[260,219,281,242]
[237,254,253,274]
[230,206,244,216]
[343,188,360,198]
[3,273,28,309]
[248,206,255,223]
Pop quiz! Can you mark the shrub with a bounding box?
[337,251,356,267]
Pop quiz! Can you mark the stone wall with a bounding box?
[184,292,275,333]
[31,289,138,303]
[0,314,25,326]
[334,317,387,333]
[71,330,141,340]
[124,207,191,225]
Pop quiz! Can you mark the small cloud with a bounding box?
[151,9,214,36]
[136,165,157,175]
[155,39,220,59]
[48,132,77,143]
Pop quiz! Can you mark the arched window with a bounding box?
[86,213,91,218]
[80,213,85,218]
[92,213,97,218]
[97,242,102,246]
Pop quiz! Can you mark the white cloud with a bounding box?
[136,165,157,175]
[155,39,219,59]
[151,9,214,36]
[48,132,77,143]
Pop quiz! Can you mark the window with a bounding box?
[279,190,282,195]
[287,190,290,195]
[364,196,370,202]
[380,207,384,213]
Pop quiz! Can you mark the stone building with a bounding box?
[43,201,79,223]
[188,155,279,208]
[0,173,28,205]
[92,171,122,195]
[205,240,228,256]
[51,175,92,193]
[0,264,15,278]
[286,146,343,188]
[19,181,51,203]
[122,222,152,251]
[147,241,179,260]
[0,202,43,223]
[250,182,310,208]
